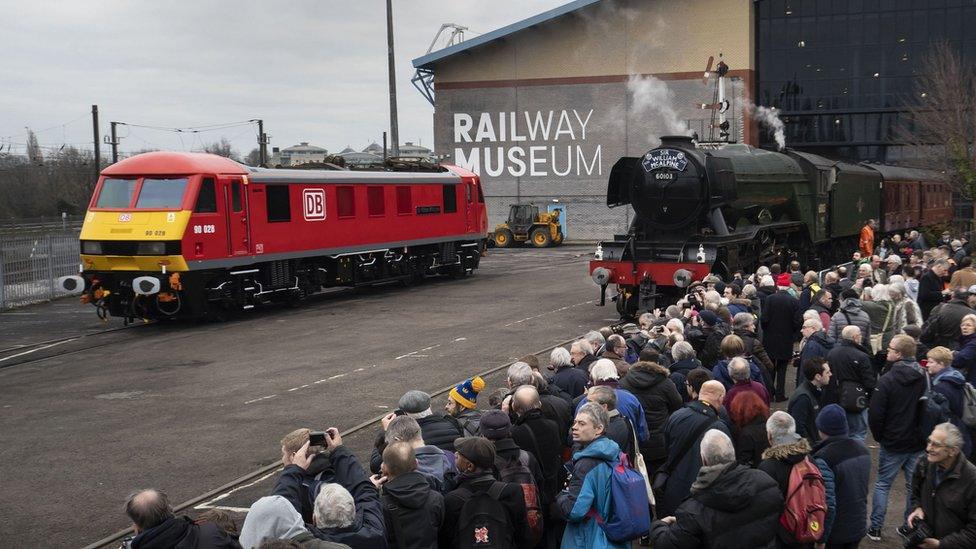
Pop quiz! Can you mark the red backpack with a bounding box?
[780,457,827,543]
[494,450,544,546]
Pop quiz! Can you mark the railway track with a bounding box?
[80,332,587,549]
[0,322,151,369]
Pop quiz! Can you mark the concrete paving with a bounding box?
[0,245,618,547]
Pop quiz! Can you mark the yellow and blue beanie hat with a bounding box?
[450,376,486,409]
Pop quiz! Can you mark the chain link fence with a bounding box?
[0,231,81,310]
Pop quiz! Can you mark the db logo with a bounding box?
[303,189,326,221]
[118,213,132,222]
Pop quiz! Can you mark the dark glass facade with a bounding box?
[756,0,976,162]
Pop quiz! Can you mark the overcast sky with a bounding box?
[0,0,568,158]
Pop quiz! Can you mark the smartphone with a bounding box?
[308,431,327,446]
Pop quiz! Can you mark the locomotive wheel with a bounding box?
[494,229,514,248]
[530,228,551,248]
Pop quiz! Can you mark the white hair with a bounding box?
[700,429,736,466]
[550,347,572,369]
[671,340,696,361]
[803,309,820,322]
[766,411,798,446]
[802,317,823,331]
[760,275,775,287]
[757,266,770,277]
[589,358,619,381]
[732,312,755,330]
[571,339,594,356]
[507,362,534,386]
[314,483,355,528]
[703,290,721,306]
[666,318,684,334]
[728,357,751,382]
[933,422,964,450]
[585,330,605,350]
[638,312,655,329]
[871,284,890,302]
[858,263,873,275]
[841,325,861,341]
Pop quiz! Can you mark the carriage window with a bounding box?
[396,186,412,215]
[266,185,291,222]
[443,184,457,213]
[96,178,137,208]
[231,181,242,212]
[136,178,189,209]
[337,186,356,218]
[195,178,217,213]
[367,186,385,217]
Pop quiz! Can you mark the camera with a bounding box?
[903,519,933,548]
[308,428,339,447]
[309,431,327,446]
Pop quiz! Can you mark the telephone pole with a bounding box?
[91,105,101,181]
[104,121,120,163]
[257,119,268,166]
[386,0,400,157]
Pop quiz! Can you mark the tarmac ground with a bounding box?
[0,244,910,548]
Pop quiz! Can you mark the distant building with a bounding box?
[269,142,328,166]
[363,142,384,156]
[338,146,383,167]
[397,141,433,158]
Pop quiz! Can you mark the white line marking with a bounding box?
[453,337,467,342]
[194,470,280,509]
[195,505,252,513]
[244,394,277,405]
[328,373,346,380]
[0,339,75,363]
[503,300,595,327]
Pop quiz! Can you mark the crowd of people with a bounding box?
[121,225,976,548]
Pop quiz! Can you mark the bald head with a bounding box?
[841,324,861,343]
[126,489,173,532]
[512,385,541,415]
[382,441,417,479]
[698,380,726,409]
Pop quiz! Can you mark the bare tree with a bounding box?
[243,148,262,166]
[201,138,239,161]
[899,41,976,198]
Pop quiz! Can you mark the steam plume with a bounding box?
[627,75,691,145]
[745,100,786,150]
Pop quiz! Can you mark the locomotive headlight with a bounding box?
[673,269,693,288]
[137,242,166,255]
[57,275,85,295]
[132,276,161,295]
[81,241,102,254]
[591,267,612,286]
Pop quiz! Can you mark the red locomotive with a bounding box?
[62,152,488,320]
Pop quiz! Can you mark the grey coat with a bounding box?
[828,298,872,344]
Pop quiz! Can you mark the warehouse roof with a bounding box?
[412,0,601,70]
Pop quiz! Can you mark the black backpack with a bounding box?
[918,373,951,445]
[456,482,516,549]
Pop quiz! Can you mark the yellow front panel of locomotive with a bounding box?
[80,254,189,272]
[80,210,192,241]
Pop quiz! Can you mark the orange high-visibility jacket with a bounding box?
[859,224,875,256]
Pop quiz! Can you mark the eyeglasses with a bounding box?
[927,438,948,448]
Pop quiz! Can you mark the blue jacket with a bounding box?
[954,334,976,384]
[711,357,764,391]
[933,367,974,456]
[556,437,627,549]
[812,435,872,544]
[799,330,833,367]
[575,385,649,443]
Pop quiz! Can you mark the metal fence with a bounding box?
[0,231,81,310]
